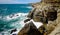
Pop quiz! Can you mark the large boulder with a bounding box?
[18,21,43,35]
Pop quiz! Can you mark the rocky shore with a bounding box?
[18,0,60,35]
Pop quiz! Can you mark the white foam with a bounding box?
[10,20,26,35]
[0,13,28,21]
[0,12,43,35]
[11,19,43,35]
[0,17,27,35]
[27,6,32,8]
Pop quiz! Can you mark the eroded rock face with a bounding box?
[27,5,57,23]
[27,0,60,35]
[18,22,42,35]
[18,0,60,35]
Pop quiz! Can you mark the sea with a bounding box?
[0,4,32,35]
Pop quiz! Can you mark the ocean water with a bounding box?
[0,4,32,35]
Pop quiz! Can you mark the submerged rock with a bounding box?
[18,21,43,35]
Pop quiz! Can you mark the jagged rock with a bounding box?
[10,29,17,34]
[47,8,60,35]
[27,8,36,19]
[18,21,43,35]
[24,19,31,23]
[38,25,47,35]
[27,0,60,35]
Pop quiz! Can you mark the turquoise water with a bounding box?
[0,4,32,16]
[0,4,32,35]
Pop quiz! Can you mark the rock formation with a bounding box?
[10,29,17,34]
[24,19,31,23]
[18,0,60,35]
[18,22,43,35]
[27,0,60,35]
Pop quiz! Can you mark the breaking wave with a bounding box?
[0,13,28,35]
[0,12,43,35]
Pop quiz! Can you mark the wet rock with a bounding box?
[10,29,17,34]
[24,19,31,23]
[12,34,17,35]
[18,21,43,35]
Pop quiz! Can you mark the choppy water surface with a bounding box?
[0,4,32,35]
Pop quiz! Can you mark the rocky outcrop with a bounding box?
[27,0,60,35]
[18,0,60,35]
[18,21,43,35]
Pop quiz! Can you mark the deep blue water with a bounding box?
[0,4,32,16]
[0,4,32,35]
